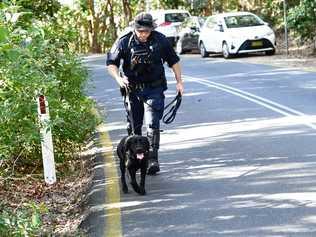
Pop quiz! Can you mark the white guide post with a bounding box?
[37,95,56,184]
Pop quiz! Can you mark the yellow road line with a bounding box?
[97,124,123,237]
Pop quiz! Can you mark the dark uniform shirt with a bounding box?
[106,31,179,85]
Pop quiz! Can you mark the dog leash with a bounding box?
[135,92,182,124]
[162,92,182,124]
[121,87,182,125]
[121,87,137,135]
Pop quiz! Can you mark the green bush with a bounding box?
[0,202,47,237]
[0,5,98,172]
[288,0,316,48]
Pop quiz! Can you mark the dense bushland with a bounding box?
[0,3,98,235]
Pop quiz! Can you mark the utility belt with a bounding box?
[129,79,165,91]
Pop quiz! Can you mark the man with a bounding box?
[106,12,184,175]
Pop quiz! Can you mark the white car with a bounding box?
[198,12,276,58]
[149,9,191,45]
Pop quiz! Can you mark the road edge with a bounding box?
[80,108,123,237]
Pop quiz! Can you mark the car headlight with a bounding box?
[265,30,275,37]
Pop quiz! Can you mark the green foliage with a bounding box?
[159,0,189,9]
[52,6,89,52]
[0,4,98,171]
[0,202,47,237]
[257,0,283,28]
[10,0,61,19]
[288,0,316,43]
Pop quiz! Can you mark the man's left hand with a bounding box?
[176,81,184,96]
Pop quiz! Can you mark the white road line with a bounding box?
[176,74,316,130]
[188,76,306,116]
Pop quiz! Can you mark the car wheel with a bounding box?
[176,40,184,55]
[199,42,209,58]
[222,42,232,59]
[265,49,275,56]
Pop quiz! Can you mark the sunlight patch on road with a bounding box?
[228,192,316,209]
[98,121,126,132]
[181,165,259,180]
[301,216,316,224]
[259,224,314,233]
[90,198,173,211]
[160,116,313,151]
[213,215,236,220]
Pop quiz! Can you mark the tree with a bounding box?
[14,0,61,19]
[288,0,316,53]
[87,0,101,53]
[122,0,132,25]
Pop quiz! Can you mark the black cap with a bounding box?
[134,12,156,30]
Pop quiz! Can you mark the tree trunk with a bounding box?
[108,0,117,40]
[204,0,213,15]
[314,36,316,55]
[122,0,133,26]
[87,0,101,53]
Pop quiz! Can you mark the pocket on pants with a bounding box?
[145,90,165,121]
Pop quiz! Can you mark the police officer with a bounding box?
[106,12,184,175]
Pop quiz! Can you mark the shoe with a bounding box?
[147,160,160,175]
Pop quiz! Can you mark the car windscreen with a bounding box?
[165,13,190,23]
[224,15,264,28]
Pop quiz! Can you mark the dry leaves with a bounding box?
[0,157,93,236]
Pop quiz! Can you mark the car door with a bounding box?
[202,16,223,52]
[212,18,225,52]
[179,18,192,50]
[200,16,215,52]
[188,17,201,50]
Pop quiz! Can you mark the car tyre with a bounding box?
[222,42,232,59]
[199,42,209,58]
[265,49,275,56]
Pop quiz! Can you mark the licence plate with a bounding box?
[251,41,263,47]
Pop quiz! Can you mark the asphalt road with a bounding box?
[82,54,316,237]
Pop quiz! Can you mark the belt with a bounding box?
[130,79,164,91]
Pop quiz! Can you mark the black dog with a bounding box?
[117,135,150,195]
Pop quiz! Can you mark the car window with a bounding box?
[224,14,264,28]
[165,13,190,23]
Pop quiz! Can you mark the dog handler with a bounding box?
[106,12,184,175]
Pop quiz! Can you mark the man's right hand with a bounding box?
[107,64,129,89]
[116,75,129,89]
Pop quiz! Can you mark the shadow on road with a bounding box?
[81,54,316,236]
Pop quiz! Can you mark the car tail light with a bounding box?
[159,22,172,27]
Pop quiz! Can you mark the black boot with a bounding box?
[147,129,160,175]
[147,149,160,175]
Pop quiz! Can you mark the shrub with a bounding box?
[0,202,47,237]
[0,5,98,174]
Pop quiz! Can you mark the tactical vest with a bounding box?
[127,33,162,77]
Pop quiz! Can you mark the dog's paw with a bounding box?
[122,185,128,194]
